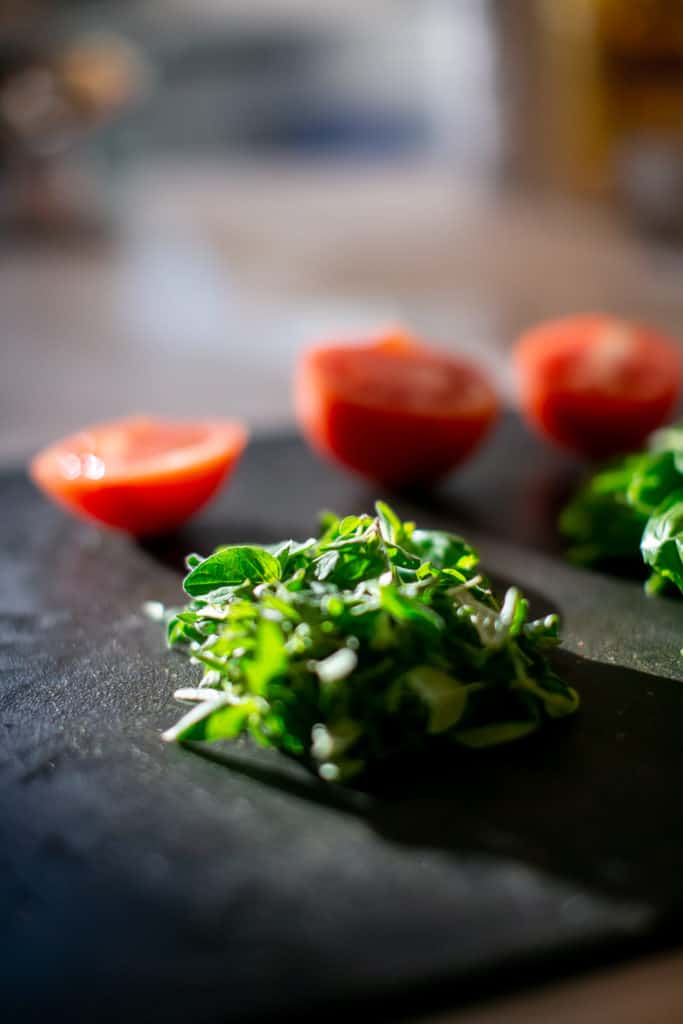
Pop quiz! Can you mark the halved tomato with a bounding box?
[294,329,499,486]
[514,314,681,458]
[30,416,248,535]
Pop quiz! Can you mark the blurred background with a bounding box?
[4,0,683,462]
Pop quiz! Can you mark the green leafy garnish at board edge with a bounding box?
[160,502,579,782]
[561,422,683,599]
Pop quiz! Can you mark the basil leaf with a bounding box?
[627,451,681,516]
[560,455,648,565]
[562,423,683,623]
[641,490,683,591]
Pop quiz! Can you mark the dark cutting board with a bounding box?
[2,415,683,1024]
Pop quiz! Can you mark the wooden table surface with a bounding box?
[3,159,683,1021]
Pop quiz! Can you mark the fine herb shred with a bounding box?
[162,502,579,781]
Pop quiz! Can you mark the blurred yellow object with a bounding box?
[58,33,150,120]
[536,0,683,207]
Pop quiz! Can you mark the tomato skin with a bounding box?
[30,417,248,535]
[295,333,499,487]
[514,315,681,458]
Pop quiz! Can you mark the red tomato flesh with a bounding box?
[295,331,499,486]
[30,416,248,535]
[514,315,681,458]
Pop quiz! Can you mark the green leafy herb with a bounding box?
[559,455,648,566]
[184,546,281,596]
[162,503,578,782]
[561,422,683,598]
[641,490,683,592]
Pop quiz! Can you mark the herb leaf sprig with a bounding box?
[561,423,683,597]
[162,502,578,782]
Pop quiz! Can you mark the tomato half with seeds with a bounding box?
[294,330,499,486]
[30,416,248,535]
[514,314,681,458]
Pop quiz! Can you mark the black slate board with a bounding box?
[2,416,683,1023]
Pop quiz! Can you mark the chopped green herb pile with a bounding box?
[162,502,578,781]
[561,423,683,597]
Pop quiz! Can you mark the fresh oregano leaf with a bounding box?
[184,546,281,596]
